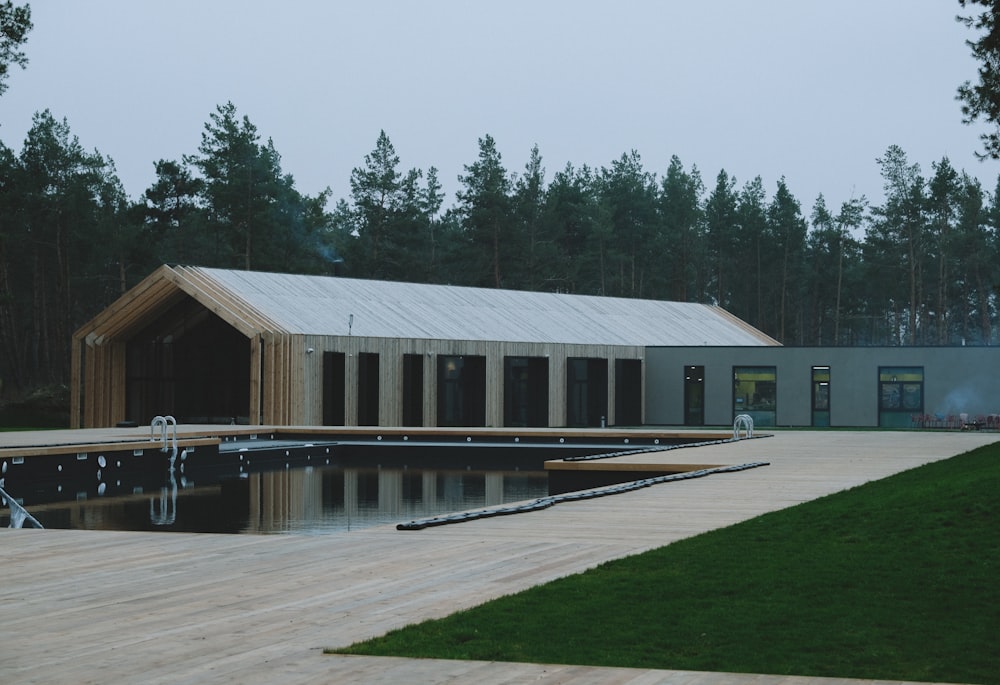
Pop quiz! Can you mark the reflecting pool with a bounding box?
[2,462,549,535]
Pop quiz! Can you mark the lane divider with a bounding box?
[562,434,769,463]
[396,461,770,531]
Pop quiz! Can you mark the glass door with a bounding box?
[811,366,830,427]
[684,366,704,426]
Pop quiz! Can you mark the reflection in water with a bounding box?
[244,466,547,534]
[3,465,549,535]
[150,467,179,526]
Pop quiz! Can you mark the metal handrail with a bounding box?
[733,413,754,439]
[150,415,177,452]
[1,486,43,529]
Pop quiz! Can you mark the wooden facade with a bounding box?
[71,266,776,429]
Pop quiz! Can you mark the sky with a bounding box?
[1,1,997,218]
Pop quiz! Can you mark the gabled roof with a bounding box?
[77,265,780,347]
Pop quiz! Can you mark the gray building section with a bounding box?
[645,346,1000,428]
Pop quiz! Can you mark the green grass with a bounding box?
[333,442,1000,684]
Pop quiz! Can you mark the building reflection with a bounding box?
[241,466,547,534]
[2,465,548,534]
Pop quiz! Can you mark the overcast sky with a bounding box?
[2,1,996,217]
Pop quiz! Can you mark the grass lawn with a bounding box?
[334,441,1000,684]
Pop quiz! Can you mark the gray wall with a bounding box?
[645,346,999,427]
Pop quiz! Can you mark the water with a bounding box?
[2,461,550,535]
[3,436,692,534]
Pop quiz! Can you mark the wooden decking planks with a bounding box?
[0,424,729,459]
[1,430,996,685]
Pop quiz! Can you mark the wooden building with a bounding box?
[72,265,778,429]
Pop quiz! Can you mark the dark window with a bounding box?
[615,359,642,426]
[437,355,486,427]
[126,307,249,424]
[402,354,424,427]
[357,353,379,426]
[567,358,608,427]
[323,351,346,426]
[504,357,549,427]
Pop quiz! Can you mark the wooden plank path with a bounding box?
[1,430,996,684]
[0,424,727,453]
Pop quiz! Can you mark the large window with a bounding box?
[357,353,379,426]
[878,366,923,428]
[614,359,642,426]
[733,366,777,427]
[126,310,249,424]
[401,354,423,427]
[504,356,548,427]
[566,358,608,427]
[437,355,486,427]
[322,351,346,426]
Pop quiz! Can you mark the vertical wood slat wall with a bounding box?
[292,336,643,428]
[71,265,645,429]
[73,329,643,429]
[249,336,262,425]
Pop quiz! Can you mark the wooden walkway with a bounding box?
[1,430,995,684]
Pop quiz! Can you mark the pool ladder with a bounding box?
[149,416,181,525]
[151,415,177,452]
[733,414,754,439]
[1,485,43,529]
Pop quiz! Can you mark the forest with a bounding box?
[1,102,999,402]
[3,0,1000,405]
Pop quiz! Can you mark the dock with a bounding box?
[1,429,996,684]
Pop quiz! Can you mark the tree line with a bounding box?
[1,102,998,399]
[331,131,999,350]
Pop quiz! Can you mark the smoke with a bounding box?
[314,243,344,266]
[937,384,988,417]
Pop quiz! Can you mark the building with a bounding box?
[72,265,777,429]
[645,345,999,428]
[75,266,997,430]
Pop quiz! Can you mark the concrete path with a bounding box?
[1,430,995,684]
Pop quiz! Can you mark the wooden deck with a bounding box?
[1,430,996,684]
[0,424,728,456]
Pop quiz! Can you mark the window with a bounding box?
[402,354,423,427]
[504,357,548,427]
[878,366,923,428]
[322,351,346,425]
[437,355,486,427]
[357,353,379,426]
[615,359,642,426]
[733,366,777,427]
[567,358,608,427]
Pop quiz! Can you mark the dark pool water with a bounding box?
[2,461,550,534]
[4,436,697,534]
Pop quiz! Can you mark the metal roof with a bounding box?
[186,267,779,347]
